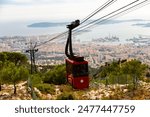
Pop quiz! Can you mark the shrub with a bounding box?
[29,74,43,87]
[57,92,75,100]
[43,65,66,85]
[59,85,73,92]
[35,83,55,94]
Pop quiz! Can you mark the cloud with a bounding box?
[0,0,90,5]
[14,0,62,4]
[0,3,92,21]
[0,0,100,21]
[0,0,32,5]
[0,0,150,22]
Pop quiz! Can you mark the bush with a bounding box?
[59,85,73,92]
[57,92,75,100]
[145,78,150,83]
[43,65,66,85]
[35,83,55,94]
[127,83,136,91]
[96,59,148,85]
[29,74,43,87]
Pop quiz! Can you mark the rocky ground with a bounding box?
[0,81,150,100]
[0,82,31,100]
[83,81,150,100]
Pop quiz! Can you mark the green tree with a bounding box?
[0,52,7,63]
[1,52,28,66]
[121,59,147,89]
[0,52,29,92]
[98,59,147,86]
[1,63,29,94]
[99,61,121,85]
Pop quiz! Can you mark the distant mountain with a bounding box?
[27,19,148,28]
[132,23,150,27]
[28,22,68,28]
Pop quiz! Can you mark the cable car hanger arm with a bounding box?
[65,20,80,60]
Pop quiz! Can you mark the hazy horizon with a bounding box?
[0,0,150,41]
[0,19,150,42]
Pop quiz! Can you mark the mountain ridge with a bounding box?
[27,19,147,28]
[27,22,68,28]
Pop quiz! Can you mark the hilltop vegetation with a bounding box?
[0,52,150,100]
[94,59,148,86]
[0,52,67,99]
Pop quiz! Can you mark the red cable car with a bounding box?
[65,20,89,89]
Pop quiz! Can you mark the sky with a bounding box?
[0,0,150,22]
[0,0,150,38]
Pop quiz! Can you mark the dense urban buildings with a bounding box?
[0,35,150,68]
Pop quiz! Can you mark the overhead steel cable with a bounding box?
[74,0,149,35]
[80,0,117,24]
[36,31,67,47]
[74,0,140,33]
[36,0,117,48]
[36,0,150,48]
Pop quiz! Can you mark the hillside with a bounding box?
[0,52,150,100]
[0,81,150,100]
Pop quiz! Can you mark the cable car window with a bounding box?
[73,64,88,77]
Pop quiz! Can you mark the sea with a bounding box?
[0,20,150,43]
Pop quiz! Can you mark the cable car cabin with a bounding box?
[66,58,89,89]
[65,20,89,89]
